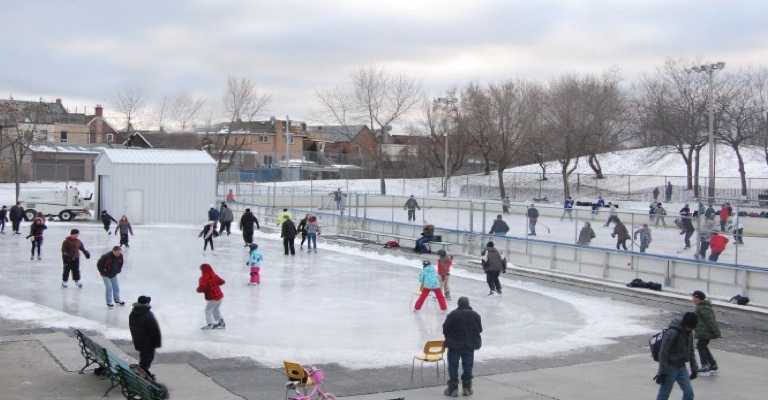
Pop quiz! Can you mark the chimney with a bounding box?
[95,105,103,117]
[55,98,62,105]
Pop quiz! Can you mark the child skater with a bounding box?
[196,263,226,330]
[199,221,216,253]
[413,260,448,312]
[114,215,134,248]
[27,215,47,260]
[305,215,321,252]
[297,213,310,250]
[436,249,452,300]
[246,243,263,285]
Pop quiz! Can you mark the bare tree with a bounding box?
[170,93,206,132]
[0,100,49,200]
[204,77,272,172]
[108,89,145,132]
[581,69,629,179]
[156,96,168,132]
[461,82,495,175]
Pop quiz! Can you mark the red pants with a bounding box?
[414,288,447,310]
[250,267,260,284]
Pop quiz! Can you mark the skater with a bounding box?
[654,312,699,400]
[691,290,721,374]
[60,229,90,288]
[708,231,729,262]
[305,215,320,252]
[696,229,711,261]
[281,215,297,255]
[0,205,7,233]
[239,208,260,245]
[652,186,660,201]
[719,204,729,232]
[413,260,448,311]
[218,203,234,236]
[9,201,24,235]
[100,210,117,234]
[488,214,509,236]
[577,221,596,245]
[277,208,292,226]
[114,215,133,247]
[732,216,744,245]
[611,219,629,250]
[502,195,510,215]
[665,181,673,203]
[199,221,217,253]
[97,246,125,307]
[679,203,691,216]
[128,296,162,378]
[207,204,219,230]
[226,189,236,203]
[679,213,695,249]
[436,249,452,300]
[633,224,652,253]
[414,223,434,253]
[649,202,657,223]
[332,188,344,210]
[246,243,263,285]
[27,216,47,260]
[442,296,482,397]
[527,204,538,235]
[591,196,605,218]
[481,241,505,295]
[404,195,421,222]
[653,203,667,227]
[197,263,226,330]
[560,196,574,221]
[297,213,310,250]
[604,202,619,227]
[704,203,716,221]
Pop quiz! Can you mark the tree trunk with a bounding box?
[539,162,547,180]
[735,146,748,196]
[496,167,506,199]
[693,148,701,198]
[561,163,571,199]
[483,154,490,175]
[377,144,386,195]
[587,154,604,179]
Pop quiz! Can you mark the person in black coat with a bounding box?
[239,208,260,246]
[281,216,297,255]
[0,205,8,234]
[129,296,162,377]
[442,296,483,397]
[9,201,24,235]
[100,210,117,234]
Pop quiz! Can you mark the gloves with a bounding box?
[690,371,697,380]
[83,250,91,259]
[654,374,666,385]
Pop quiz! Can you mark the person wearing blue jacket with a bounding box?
[246,243,263,285]
[413,260,447,311]
[561,196,574,221]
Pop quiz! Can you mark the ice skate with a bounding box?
[61,281,68,288]
[213,319,226,329]
[76,281,83,288]
[201,324,214,330]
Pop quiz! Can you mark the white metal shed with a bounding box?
[94,149,217,225]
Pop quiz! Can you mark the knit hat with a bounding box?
[245,208,251,212]
[422,260,431,267]
[486,241,494,248]
[70,229,79,235]
[497,214,502,219]
[248,243,259,251]
[458,296,470,307]
[137,296,151,305]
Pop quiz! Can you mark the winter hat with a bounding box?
[457,296,470,308]
[245,208,251,212]
[497,214,502,219]
[691,290,706,300]
[422,260,431,267]
[209,204,214,208]
[137,296,151,305]
[681,311,698,328]
[101,210,107,214]
[436,249,447,256]
[486,241,494,248]
[248,243,259,251]
[70,229,79,235]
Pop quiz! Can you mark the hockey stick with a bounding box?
[537,221,551,233]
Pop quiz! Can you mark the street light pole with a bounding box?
[435,97,457,198]
[690,62,725,200]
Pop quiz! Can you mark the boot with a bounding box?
[444,380,459,397]
[462,380,473,396]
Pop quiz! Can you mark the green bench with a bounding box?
[75,329,167,399]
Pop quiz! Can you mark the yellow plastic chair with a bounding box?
[411,340,446,385]
[284,361,315,399]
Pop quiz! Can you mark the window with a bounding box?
[352,144,361,153]
[288,136,295,145]
[106,134,114,142]
[259,135,269,143]
[39,129,49,140]
[60,131,68,143]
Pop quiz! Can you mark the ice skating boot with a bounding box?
[444,380,459,397]
[462,380,473,396]
[213,319,226,329]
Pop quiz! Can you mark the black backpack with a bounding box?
[649,327,680,361]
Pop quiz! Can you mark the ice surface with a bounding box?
[0,221,656,369]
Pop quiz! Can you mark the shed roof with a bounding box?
[97,148,217,165]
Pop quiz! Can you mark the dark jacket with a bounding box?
[239,211,259,231]
[577,226,596,245]
[97,251,124,278]
[489,218,509,235]
[28,220,47,239]
[443,304,483,351]
[680,217,695,233]
[694,300,722,340]
[527,207,539,220]
[208,207,220,222]
[612,223,629,240]
[281,219,297,239]
[100,212,117,225]
[9,205,23,222]
[481,247,504,273]
[404,198,420,210]
[657,319,698,375]
[297,217,308,233]
[0,209,7,222]
[61,236,90,260]
[219,207,234,223]
[421,225,435,239]
[129,304,162,352]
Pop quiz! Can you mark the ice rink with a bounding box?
[0,220,658,369]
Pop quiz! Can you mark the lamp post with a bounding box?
[435,97,457,198]
[690,62,725,200]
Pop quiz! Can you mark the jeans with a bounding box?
[447,349,474,384]
[709,252,721,262]
[204,300,223,325]
[656,364,693,400]
[697,339,717,367]
[306,233,317,249]
[639,241,649,253]
[203,237,214,251]
[698,240,709,259]
[102,276,121,304]
[684,230,694,248]
[407,209,416,221]
[560,209,572,220]
[31,237,43,257]
[415,237,431,253]
[528,219,536,235]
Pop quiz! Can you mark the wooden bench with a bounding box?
[75,329,166,399]
[116,365,168,400]
[352,230,454,251]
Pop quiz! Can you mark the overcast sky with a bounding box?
[2,0,767,130]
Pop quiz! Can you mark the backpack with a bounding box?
[649,327,680,362]
[729,295,750,305]
[383,241,399,248]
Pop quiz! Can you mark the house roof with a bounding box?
[29,143,125,154]
[307,125,368,142]
[97,148,217,165]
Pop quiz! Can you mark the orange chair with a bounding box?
[411,340,446,385]
[284,361,315,399]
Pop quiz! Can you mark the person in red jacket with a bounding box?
[196,263,226,330]
[719,204,729,232]
[708,231,729,262]
[436,249,453,300]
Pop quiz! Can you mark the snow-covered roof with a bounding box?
[30,143,123,154]
[97,148,217,165]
